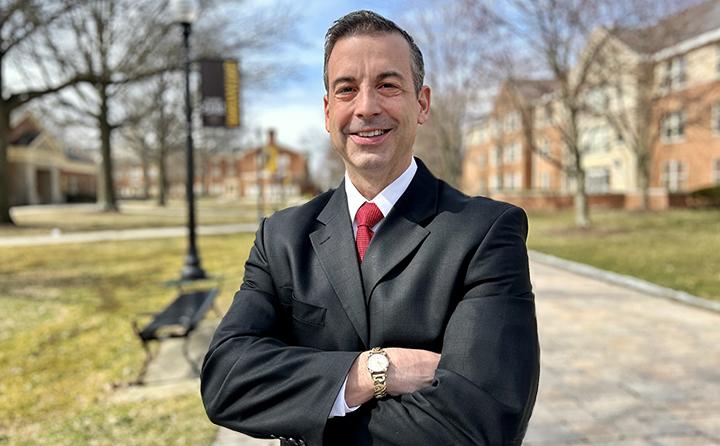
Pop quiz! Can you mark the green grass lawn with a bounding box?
[0,233,254,445]
[527,208,720,301]
[0,197,289,237]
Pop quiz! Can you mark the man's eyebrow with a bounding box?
[331,76,356,90]
[376,71,404,82]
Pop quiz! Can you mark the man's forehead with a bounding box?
[327,33,412,75]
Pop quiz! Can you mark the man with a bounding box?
[201,10,539,446]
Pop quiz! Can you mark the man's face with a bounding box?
[324,33,430,185]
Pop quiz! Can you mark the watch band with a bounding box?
[368,347,388,399]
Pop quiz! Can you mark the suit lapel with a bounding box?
[309,184,369,348]
[361,159,438,301]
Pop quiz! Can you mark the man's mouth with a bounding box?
[355,129,389,137]
[349,128,392,146]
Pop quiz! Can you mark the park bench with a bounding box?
[132,285,220,384]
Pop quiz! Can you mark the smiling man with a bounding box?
[201,10,539,446]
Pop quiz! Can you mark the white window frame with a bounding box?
[586,167,611,194]
[504,112,520,132]
[540,172,551,190]
[504,142,520,164]
[661,110,686,143]
[662,160,687,192]
[663,56,686,90]
[491,146,502,167]
[503,171,521,190]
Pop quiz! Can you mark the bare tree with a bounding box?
[0,0,89,225]
[469,0,628,228]
[39,0,177,212]
[407,3,492,187]
[584,0,711,210]
[121,72,185,205]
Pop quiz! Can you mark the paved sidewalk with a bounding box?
[117,259,720,445]
[526,261,720,445]
[0,223,259,247]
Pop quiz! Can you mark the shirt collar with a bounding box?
[345,157,417,222]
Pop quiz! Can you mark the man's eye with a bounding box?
[380,83,398,89]
[336,86,355,95]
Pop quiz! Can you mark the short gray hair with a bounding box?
[323,10,425,96]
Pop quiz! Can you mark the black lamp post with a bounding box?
[174,0,206,281]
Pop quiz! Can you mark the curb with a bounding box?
[529,250,720,313]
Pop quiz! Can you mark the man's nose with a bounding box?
[354,88,381,118]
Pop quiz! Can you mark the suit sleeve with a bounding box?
[200,219,360,445]
[326,205,540,446]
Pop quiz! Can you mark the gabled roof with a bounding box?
[9,114,42,146]
[614,0,720,54]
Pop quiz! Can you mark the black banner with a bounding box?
[200,59,240,128]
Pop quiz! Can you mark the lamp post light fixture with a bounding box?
[173,0,206,281]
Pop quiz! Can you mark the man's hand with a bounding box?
[345,348,440,407]
[384,348,440,396]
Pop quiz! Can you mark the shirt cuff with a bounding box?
[328,376,361,418]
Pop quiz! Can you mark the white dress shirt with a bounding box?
[328,158,418,418]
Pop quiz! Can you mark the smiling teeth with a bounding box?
[357,130,385,137]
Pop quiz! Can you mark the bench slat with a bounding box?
[138,288,218,341]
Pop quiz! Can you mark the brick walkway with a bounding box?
[123,258,720,445]
[526,261,720,445]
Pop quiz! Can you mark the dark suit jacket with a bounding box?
[201,159,540,446]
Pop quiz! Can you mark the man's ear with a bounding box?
[324,95,331,132]
[417,85,431,125]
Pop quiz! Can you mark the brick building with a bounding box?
[200,129,314,200]
[462,1,720,208]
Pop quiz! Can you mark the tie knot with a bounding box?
[356,202,383,228]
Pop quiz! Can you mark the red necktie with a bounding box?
[355,202,383,262]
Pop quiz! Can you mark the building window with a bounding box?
[475,153,486,167]
[544,103,554,124]
[712,103,720,135]
[662,56,686,90]
[489,175,500,191]
[582,126,610,153]
[490,146,502,166]
[504,112,520,132]
[586,167,611,193]
[714,159,720,184]
[504,142,520,164]
[536,138,551,157]
[661,110,685,143]
[503,172,521,190]
[540,172,551,190]
[662,160,687,192]
[491,119,501,138]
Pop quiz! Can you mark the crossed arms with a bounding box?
[200,206,540,445]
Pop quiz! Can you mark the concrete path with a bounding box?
[0,223,259,247]
[526,261,720,445]
[113,258,720,445]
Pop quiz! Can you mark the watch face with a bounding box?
[368,353,389,372]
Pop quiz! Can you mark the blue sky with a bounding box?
[243,1,415,161]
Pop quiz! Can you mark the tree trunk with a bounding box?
[141,151,150,200]
[637,160,650,211]
[574,169,591,228]
[98,84,118,212]
[157,146,168,206]
[0,105,13,224]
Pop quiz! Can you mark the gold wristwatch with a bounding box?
[367,347,389,399]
